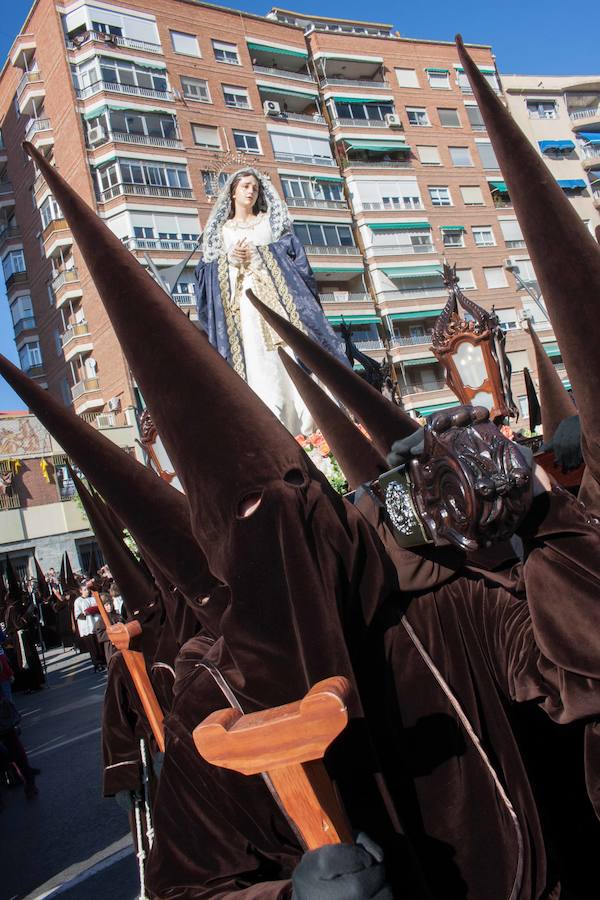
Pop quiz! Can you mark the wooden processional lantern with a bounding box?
[431,263,518,423]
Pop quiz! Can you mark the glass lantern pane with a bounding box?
[452,341,487,388]
[471,390,494,410]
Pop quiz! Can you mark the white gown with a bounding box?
[222,215,315,437]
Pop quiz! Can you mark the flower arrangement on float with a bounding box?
[295,431,347,494]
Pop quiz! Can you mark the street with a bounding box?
[1,646,139,900]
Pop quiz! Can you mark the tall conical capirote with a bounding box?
[522,368,541,432]
[69,466,159,619]
[526,324,575,442]
[23,142,311,561]
[61,552,79,593]
[277,349,388,490]
[5,558,23,601]
[0,353,217,623]
[248,292,419,456]
[455,36,600,482]
[33,557,52,602]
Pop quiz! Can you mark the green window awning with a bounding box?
[413,401,458,416]
[425,67,449,74]
[88,154,118,169]
[489,180,508,193]
[543,342,561,357]
[402,356,435,367]
[332,95,392,105]
[247,41,307,58]
[439,225,465,232]
[454,65,495,74]
[327,314,380,324]
[102,54,166,71]
[345,139,409,152]
[390,309,442,321]
[383,265,441,278]
[83,104,173,120]
[368,222,430,231]
[314,175,344,183]
[312,265,364,273]
[257,84,317,100]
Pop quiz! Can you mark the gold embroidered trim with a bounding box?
[218,253,246,380]
[257,246,306,336]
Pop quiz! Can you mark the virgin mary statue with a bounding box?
[195,168,348,435]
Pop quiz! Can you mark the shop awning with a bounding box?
[439,225,465,232]
[557,179,586,190]
[543,342,561,357]
[390,309,442,321]
[326,314,380,324]
[425,67,449,74]
[413,401,458,416]
[539,140,575,152]
[257,83,317,100]
[384,265,441,278]
[345,139,409,152]
[489,180,508,193]
[332,95,393,105]
[368,222,430,231]
[579,132,600,143]
[402,356,435,367]
[246,40,307,58]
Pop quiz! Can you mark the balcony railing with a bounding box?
[0,226,20,248]
[67,31,162,55]
[492,197,513,209]
[399,379,447,396]
[580,145,600,161]
[382,286,447,301]
[273,151,336,166]
[305,245,361,256]
[285,197,347,210]
[173,293,196,306]
[504,239,527,249]
[76,80,172,102]
[369,244,435,256]
[126,237,198,252]
[91,131,182,150]
[569,106,600,120]
[320,77,389,89]
[389,334,431,348]
[319,292,370,304]
[5,270,28,290]
[0,181,14,195]
[97,183,194,202]
[252,64,315,83]
[332,117,393,129]
[0,492,21,511]
[43,217,69,239]
[359,201,424,212]
[268,111,326,125]
[593,188,600,202]
[25,117,51,140]
[343,158,412,169]
[354,339,385,350]
[13,316,37,337]
[16,68,43,98]
[61,321,90,347]
[52,268,80,292]
[71,377,100,400]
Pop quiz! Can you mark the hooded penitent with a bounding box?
[249,291,420,457]
[276,349,388,490]
[60,551,79,594]
[526,324,575,443]
[4,558,23,602]
[523,368,542,432]
[455,37,600,488]
[33,557,52,602]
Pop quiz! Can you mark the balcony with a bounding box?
[0,226,20,249]
[25,117,53,147]
[76,80,172,103]
[61,322,90,348]
[90,131,183,151]
[97,183,194,203]
[22,363,44,378]
[126,237,198,252]
[5,270,28,291]
[580,145,600,164]
[268,111,326,126]
[67,31,162,55]
[389,334,431,348]
[570,106,600,121]
[354,339,385,350]
[0,492,21,511]
[13,316,37,338]
[252,64,315,83]
[358,201,424,212]
[285,198,347,211]
[332,117,393,129]
[320,77,389,90]
[399,379,447,397]
[17,68,43,98]
[52,268,80,297]
[343,158,412,170]
[305,245,362,256]
[369,244,435,257]
[382,286,447,301]
[9,34,36,69]
[71,377,100,400]
[173,293,196,307]
[43,218,72,256]
[504,240,527,249]
[273,151,336,167]
[319,292,371,304]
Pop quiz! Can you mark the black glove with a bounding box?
[292,832,393,900]
[387,428,425,470]
[545,414,582,471]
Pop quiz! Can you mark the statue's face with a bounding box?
[233,175,259,211]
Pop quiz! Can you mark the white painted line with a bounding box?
[25,836,134,900]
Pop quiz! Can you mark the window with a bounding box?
[40,196,62,229]
[331,99,394,122]
[395,68,419,88]
[438,108,461,127]
[281,177,343,203]
[232,130,260,153]
[527,100,557,120]
[495,308,518,331]
[427,70,450,89]
[483,266,507,289]
[428,186,451,207]
[460,185,484,205]
[456,268,475,289]
[508,350,530,373]
[417,146,441,165]
[293,222,355,248]
[10,295,34,327]
[170,31,200,57]
[202,171,228,195]
[449,146,473,167]
[370,227,433,251]
[353,179,422,211]
[192,124,221,149]
[212,40,240,65]
[499,219,524,246]
[91,20,122,37]
[518,395,529,419]
[269,131,334,164]
[223,85,250,109]
[472,226,495,247]
[98,159,190,192]
[465,104,485,129]
[181,76,210,102]
[76,57,168,94]
[406,107,430,127]
[476,141,499,169]
[512,258,536,283]
[18,340,42,371]
[2,249,26,279]
[442,229,465,248]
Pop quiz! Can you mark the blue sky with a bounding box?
[1,0,598,409]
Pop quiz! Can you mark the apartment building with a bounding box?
[0,1,569,427]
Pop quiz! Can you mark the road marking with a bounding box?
[27,727,101,758]
[24,836,134,899]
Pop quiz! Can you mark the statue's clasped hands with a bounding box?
[230,238,255,267]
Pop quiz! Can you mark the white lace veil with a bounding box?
[200,168,293,262]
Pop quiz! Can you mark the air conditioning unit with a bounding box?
[504,257,518,270]
[263,100,281,117]
[385,113,402,128]
[107,396,121,412]
[87,126,106,147]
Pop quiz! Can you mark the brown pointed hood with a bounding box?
[60,552,79,594]
[526,324,575,442]
[522,367,541,431]
[455,36,600,482]
[23,143,312,564]
[277,349,387,490]
[5,558,23,603]
[0,353,219,631]
[248,292,419,456]
[33,557,52,602]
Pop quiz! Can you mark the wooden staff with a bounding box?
[93,591,165,752]
[193,676,353,849]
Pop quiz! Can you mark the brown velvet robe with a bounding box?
[145,487,600,899]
